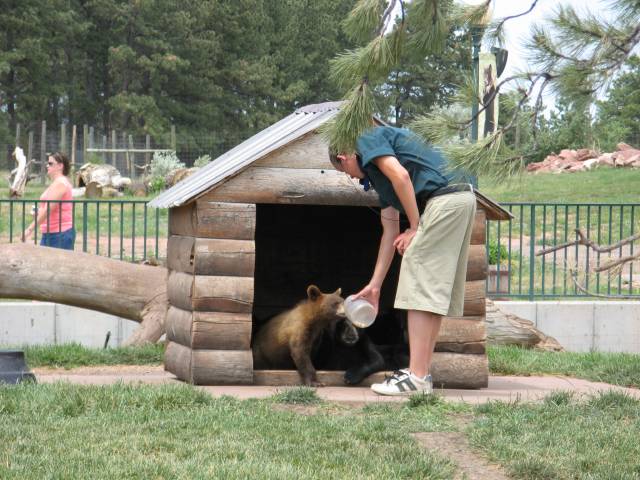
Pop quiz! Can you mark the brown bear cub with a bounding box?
[252,285,345,386]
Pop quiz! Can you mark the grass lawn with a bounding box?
[479,168,640,203]
[0,383,460,479]
[1,383,639,479]
[469,390,640,479]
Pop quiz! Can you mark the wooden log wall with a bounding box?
[164,201,256,385]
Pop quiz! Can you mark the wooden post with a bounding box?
[89,127,95,156]
[83,124,89,164]
[145,134,151,173]
[15,123,21,147]
[122,131,127,175]
[60,123,67,153]
[71,125,77,170]
[128,134,135,179]
[111,130,117,166]
[40,121,46,185]
[170,125,176,151]
[102,134,107,164]
[27,131,34,164]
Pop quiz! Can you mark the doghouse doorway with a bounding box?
[252,203,407,375]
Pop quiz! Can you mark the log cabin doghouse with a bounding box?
[149,102,512,388]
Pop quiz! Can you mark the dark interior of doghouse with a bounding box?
[252,203,408,367]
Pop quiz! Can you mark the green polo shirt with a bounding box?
[356,126,449,212]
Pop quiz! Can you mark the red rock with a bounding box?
[617,142,634,151]
[576,148,598,162]
[558,149,577,161]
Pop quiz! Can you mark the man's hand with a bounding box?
[393,227,416,256]
[352,284,380,314]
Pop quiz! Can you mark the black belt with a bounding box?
[417,183,474,212]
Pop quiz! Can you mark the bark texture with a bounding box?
[486,299,564,351]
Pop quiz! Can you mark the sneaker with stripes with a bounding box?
[371,369,433,396]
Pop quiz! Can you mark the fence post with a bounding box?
[111,130,117,166]
[170,125,176,151]
[15,123,21,147]
[83,124,89,164]
[145,134,150,172]
[71,125,77,171]
[40,121,47,185]
[121,131,127,175]
[128,134,135,179]
[89,126,94,152]
[102,134,107,164]
[61,123,67,153]
[529,205,536,301]
[27,131,34,164]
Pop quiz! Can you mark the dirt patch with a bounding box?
[413,426,509,480]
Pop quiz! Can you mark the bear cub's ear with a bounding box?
[307,285,322,301]
[334,288,342,296]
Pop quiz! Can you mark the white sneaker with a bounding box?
[371,370,433,396]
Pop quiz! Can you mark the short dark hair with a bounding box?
[328,148,341,170]
[50,152,71,176]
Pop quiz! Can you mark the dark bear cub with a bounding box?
[315,310,409,385]
[252,285,345,386]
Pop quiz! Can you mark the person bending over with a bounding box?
[330,126,476,395]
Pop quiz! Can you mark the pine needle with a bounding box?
[407,0,449,55]
[321,82,376,154]
[342,0,385,43]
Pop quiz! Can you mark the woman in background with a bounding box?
[22,152,75,250]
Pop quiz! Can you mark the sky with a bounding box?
[471,0,614,106]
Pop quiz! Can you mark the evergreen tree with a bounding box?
[594,56,640,150]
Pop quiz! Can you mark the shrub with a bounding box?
[148,150,184,192]
[488,242,508,265]
[193,154,212,168]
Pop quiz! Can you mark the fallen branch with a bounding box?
[568,268,639,300]
[0,244,168,345]
[537,228,640,256]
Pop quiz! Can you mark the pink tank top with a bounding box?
[39,177,73,233]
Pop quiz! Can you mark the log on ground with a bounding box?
[0,244,167,345]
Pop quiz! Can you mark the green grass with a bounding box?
[488,345,640,388]
[480,168,640,203]
[469,390,640,479]
[3,343,164,369]
[0,383,458,479]
[272,386,322,404]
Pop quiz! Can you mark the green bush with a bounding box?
[488,242,508,265]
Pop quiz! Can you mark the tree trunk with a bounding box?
[485,299,564,351]
[0,244,167,346]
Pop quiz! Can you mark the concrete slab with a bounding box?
[594,302,640,353]
[0,302,56,345]
[536,302,594,352]
[494,301,537,324]
[32,367,640,404]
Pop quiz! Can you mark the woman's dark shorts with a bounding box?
[40,228,76,250]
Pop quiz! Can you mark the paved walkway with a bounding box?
[33,366,640,404]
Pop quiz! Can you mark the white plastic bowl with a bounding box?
[344,295,376,328]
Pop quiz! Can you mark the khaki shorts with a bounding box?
[395,191,476,316]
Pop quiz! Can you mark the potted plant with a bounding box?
[488,242,509,294]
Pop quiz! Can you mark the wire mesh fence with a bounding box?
[1,122,242,179]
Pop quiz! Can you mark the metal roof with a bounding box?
[148,101,342,209]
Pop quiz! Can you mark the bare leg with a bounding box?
[407,310,443,378]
